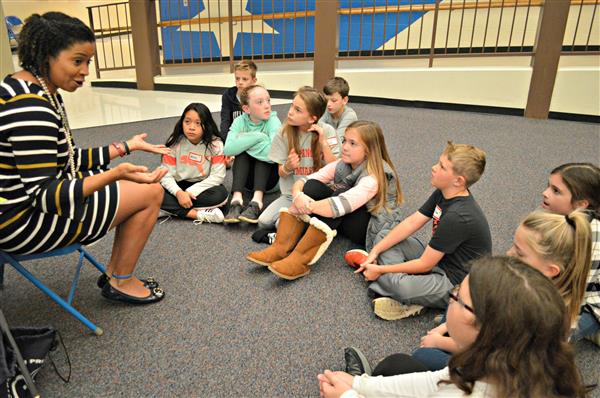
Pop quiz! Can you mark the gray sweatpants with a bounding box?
[258,195,292,229]
[368,231,454,309]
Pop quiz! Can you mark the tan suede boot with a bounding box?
[268,217,337,280]
[246,208,308,266]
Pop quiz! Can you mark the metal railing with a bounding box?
[87,2,134,77]
[156,0,315,65]
[563,0,599,53]
[88,0,599,76]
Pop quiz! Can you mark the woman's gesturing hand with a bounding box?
[128,133,170,155]
[116,163,168,184]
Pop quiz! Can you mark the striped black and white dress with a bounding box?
[0,75,119,255]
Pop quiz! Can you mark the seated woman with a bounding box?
[318,256,587,398]
[0,12,168,304]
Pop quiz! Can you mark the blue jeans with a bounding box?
[571,306,600,341]
[411,347,451,371]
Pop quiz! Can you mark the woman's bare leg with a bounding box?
[106,180,163,297]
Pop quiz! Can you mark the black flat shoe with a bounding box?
[101,283,165,305]
[96,274,159,289]
[344,347,372,376]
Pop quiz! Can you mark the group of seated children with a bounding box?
[320,163,599,398]
[156,59,599,397]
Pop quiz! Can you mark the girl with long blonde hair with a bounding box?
[247,120,403,281]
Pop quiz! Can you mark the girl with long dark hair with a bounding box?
[159,103,228,223]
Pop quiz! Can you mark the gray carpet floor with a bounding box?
[1,103,599,397]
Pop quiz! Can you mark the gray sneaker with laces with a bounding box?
[224,202,243,223]
[238,201,261,224]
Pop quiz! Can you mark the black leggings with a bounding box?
[372,353,429,377]
[303,179,371,245]
[161,181,228,219]
[231,152,279,193]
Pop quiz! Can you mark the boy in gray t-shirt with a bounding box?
[319,77,358,140]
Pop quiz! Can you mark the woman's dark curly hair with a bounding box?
[18,12,95,77]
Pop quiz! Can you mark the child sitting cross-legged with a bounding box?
[349,142,492,320]
[159,103,228,223]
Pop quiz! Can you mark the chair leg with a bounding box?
[4,255,103,336]
[79,247,107,274]
[67,251,86,305]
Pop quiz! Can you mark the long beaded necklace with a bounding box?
[34,74,77,178]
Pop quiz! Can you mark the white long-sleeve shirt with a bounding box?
[341,368,494,398]
[160,138,226,197]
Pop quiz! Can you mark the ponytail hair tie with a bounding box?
[565,214,576,228]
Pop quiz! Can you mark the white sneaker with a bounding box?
[193,208,224,224]
[373,297,424,321]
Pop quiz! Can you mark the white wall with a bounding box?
[1,0,116,26]
[155,55,600,116]
[4,1,599,116]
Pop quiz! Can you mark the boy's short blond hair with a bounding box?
[234,60,257,78]
[443,141,486,187]
[323,76,350,97]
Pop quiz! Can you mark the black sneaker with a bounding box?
[238,201,261,224]
[252,227,276,244]
[224,202,243,224]
[344,347,372,376]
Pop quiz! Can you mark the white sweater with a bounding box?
[160,138,226,197]
[340,368,495,398]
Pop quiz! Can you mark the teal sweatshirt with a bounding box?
[223,112,282,162]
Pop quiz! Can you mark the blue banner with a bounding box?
[159,0,435,62]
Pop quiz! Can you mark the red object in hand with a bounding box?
[344,249,369,268]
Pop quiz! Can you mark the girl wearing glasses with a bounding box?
[318,256,586,398]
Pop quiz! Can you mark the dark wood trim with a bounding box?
[313,0,338,90]
[524,0,571,119]
[128,0,159,90]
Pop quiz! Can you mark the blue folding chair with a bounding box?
[5,15,23,49]
[0,244,106,336]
